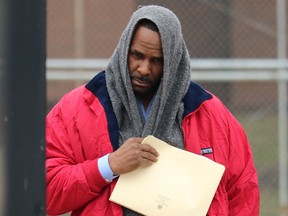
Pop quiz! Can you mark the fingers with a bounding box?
[108,137,159,175]
[141,143,159,156]
[140,144,159,162]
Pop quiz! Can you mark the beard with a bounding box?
[130,73,160,97]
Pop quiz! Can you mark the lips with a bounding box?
[132,78,150,88]
[131,76,152,89]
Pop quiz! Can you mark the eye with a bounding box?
[152,57,164,65]
[130,50,143,59]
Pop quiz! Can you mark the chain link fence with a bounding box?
[47,1,288,215]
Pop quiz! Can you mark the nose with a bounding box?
[138,60,151,76]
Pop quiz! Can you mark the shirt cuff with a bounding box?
[97,153,117,182]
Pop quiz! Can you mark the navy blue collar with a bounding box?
[182,82,212,118]
[85,71,119,151]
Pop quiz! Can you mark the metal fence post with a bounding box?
[277,0,288,215]
[0,0,46,215]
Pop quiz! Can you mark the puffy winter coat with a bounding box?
[46,71,259,215]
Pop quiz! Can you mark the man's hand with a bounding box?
[108,137,159,175]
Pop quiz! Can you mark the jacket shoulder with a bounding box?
[183,81,212,117]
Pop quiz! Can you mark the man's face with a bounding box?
[128,26,163,103]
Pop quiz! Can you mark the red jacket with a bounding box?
[46,72,259,215]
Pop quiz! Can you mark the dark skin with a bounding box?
[128,26,164,109]
[108,26,164,175]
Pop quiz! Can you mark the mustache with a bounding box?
[131,74,152,83]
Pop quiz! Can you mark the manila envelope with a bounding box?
[109,135,225,216]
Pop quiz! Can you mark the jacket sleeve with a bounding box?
[45,96,111,215]
[224,111,260,215]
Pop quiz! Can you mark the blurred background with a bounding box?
[46,0,288,215]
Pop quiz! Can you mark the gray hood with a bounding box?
[106,5,191,147]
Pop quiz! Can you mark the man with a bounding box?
[46,5,260,216]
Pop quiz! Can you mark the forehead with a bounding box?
[130,26,162,55]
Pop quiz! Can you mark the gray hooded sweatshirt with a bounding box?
[106,5,191,150]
